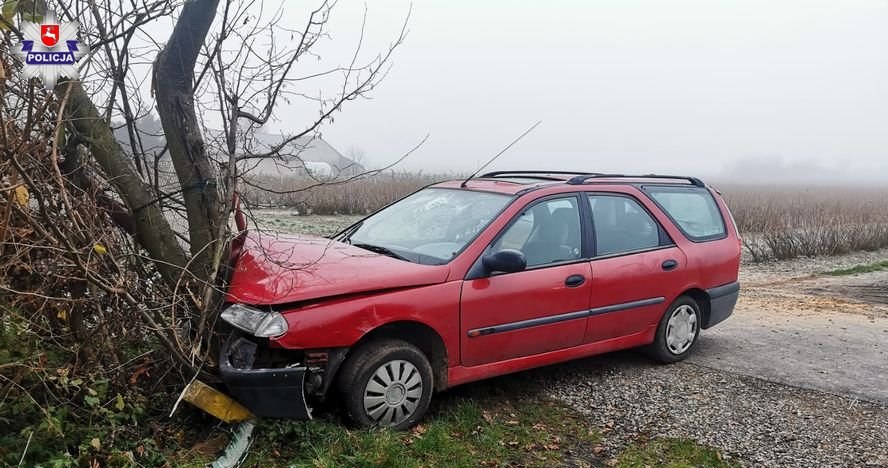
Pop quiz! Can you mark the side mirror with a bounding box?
[482,249,527,274]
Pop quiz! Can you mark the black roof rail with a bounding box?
[566,174,705,187]
[480,170,600,180]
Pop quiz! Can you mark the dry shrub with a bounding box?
[719,184,888,261]
[1,96,193,466]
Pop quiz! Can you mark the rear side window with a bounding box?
[643,186,726,241]
[587,195,665,256]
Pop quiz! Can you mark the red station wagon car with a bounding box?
[220,171,741,429]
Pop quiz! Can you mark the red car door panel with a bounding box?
[581,192,688,343]
[460,262,592,367]
[460,194,590,367]
[584,246,687,343]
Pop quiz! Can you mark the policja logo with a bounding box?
[15,12,89,90]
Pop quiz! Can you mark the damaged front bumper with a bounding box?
[219,336,312,420]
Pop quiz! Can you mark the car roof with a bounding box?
[431,171,706,196]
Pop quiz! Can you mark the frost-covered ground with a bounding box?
[251,210,363,237]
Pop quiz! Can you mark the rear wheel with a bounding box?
[336,339,433,430]
[646,296,701,363]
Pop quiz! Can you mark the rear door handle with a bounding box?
[564,275,586,287]
[662,260,678,271]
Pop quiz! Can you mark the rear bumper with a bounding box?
[703,281,740,329]
[219,336,312,420]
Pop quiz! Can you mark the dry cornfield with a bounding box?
[242,174,888,262]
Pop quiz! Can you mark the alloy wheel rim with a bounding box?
[363,359,422,426]
[666,304,697,354]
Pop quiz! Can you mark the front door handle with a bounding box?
[564,274,586,287]
[662,259,678,271]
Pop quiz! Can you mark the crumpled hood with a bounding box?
[226,232,450,305]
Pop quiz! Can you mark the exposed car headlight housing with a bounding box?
[221,303,288,338]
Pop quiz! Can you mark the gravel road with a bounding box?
[546,353,888,467]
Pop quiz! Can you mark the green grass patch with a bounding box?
[615,437,740,468]
[824,260,888,276]
[241,392,598,467]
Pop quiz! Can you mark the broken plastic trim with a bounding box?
[209,420,255,468]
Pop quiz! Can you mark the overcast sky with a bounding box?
[254,0,884,180]
[133,1,887,180]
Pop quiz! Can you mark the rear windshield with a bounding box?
[642,186,726,241]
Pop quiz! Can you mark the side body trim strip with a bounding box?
[467,297,666,337]
[587,297,665,316]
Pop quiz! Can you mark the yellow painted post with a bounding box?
[182,380,253,423]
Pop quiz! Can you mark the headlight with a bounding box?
[221,303,288,338]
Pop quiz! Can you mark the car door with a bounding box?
[582,193,688,343]
[460,195,592,367]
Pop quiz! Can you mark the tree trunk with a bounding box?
[154,0,224,283]
[57,80,189,286]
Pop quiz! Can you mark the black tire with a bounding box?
[336,339,434,430]
[645,296,702,363]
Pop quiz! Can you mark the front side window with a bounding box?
[491,197,582,267]
[588,195,662,256]
[342,188,512,264]
[643,186,726,241]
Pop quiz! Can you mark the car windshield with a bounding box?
[340,188,512,264]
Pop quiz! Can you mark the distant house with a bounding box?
[240,133,364,179]
[112,117,364,179]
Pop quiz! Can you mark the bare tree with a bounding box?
[0,0,410,382]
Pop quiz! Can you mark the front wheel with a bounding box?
[336,339,433,430]
[646,296,701,363]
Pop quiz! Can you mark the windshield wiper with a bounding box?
[352,243,410,262]
[337,221,363,243]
